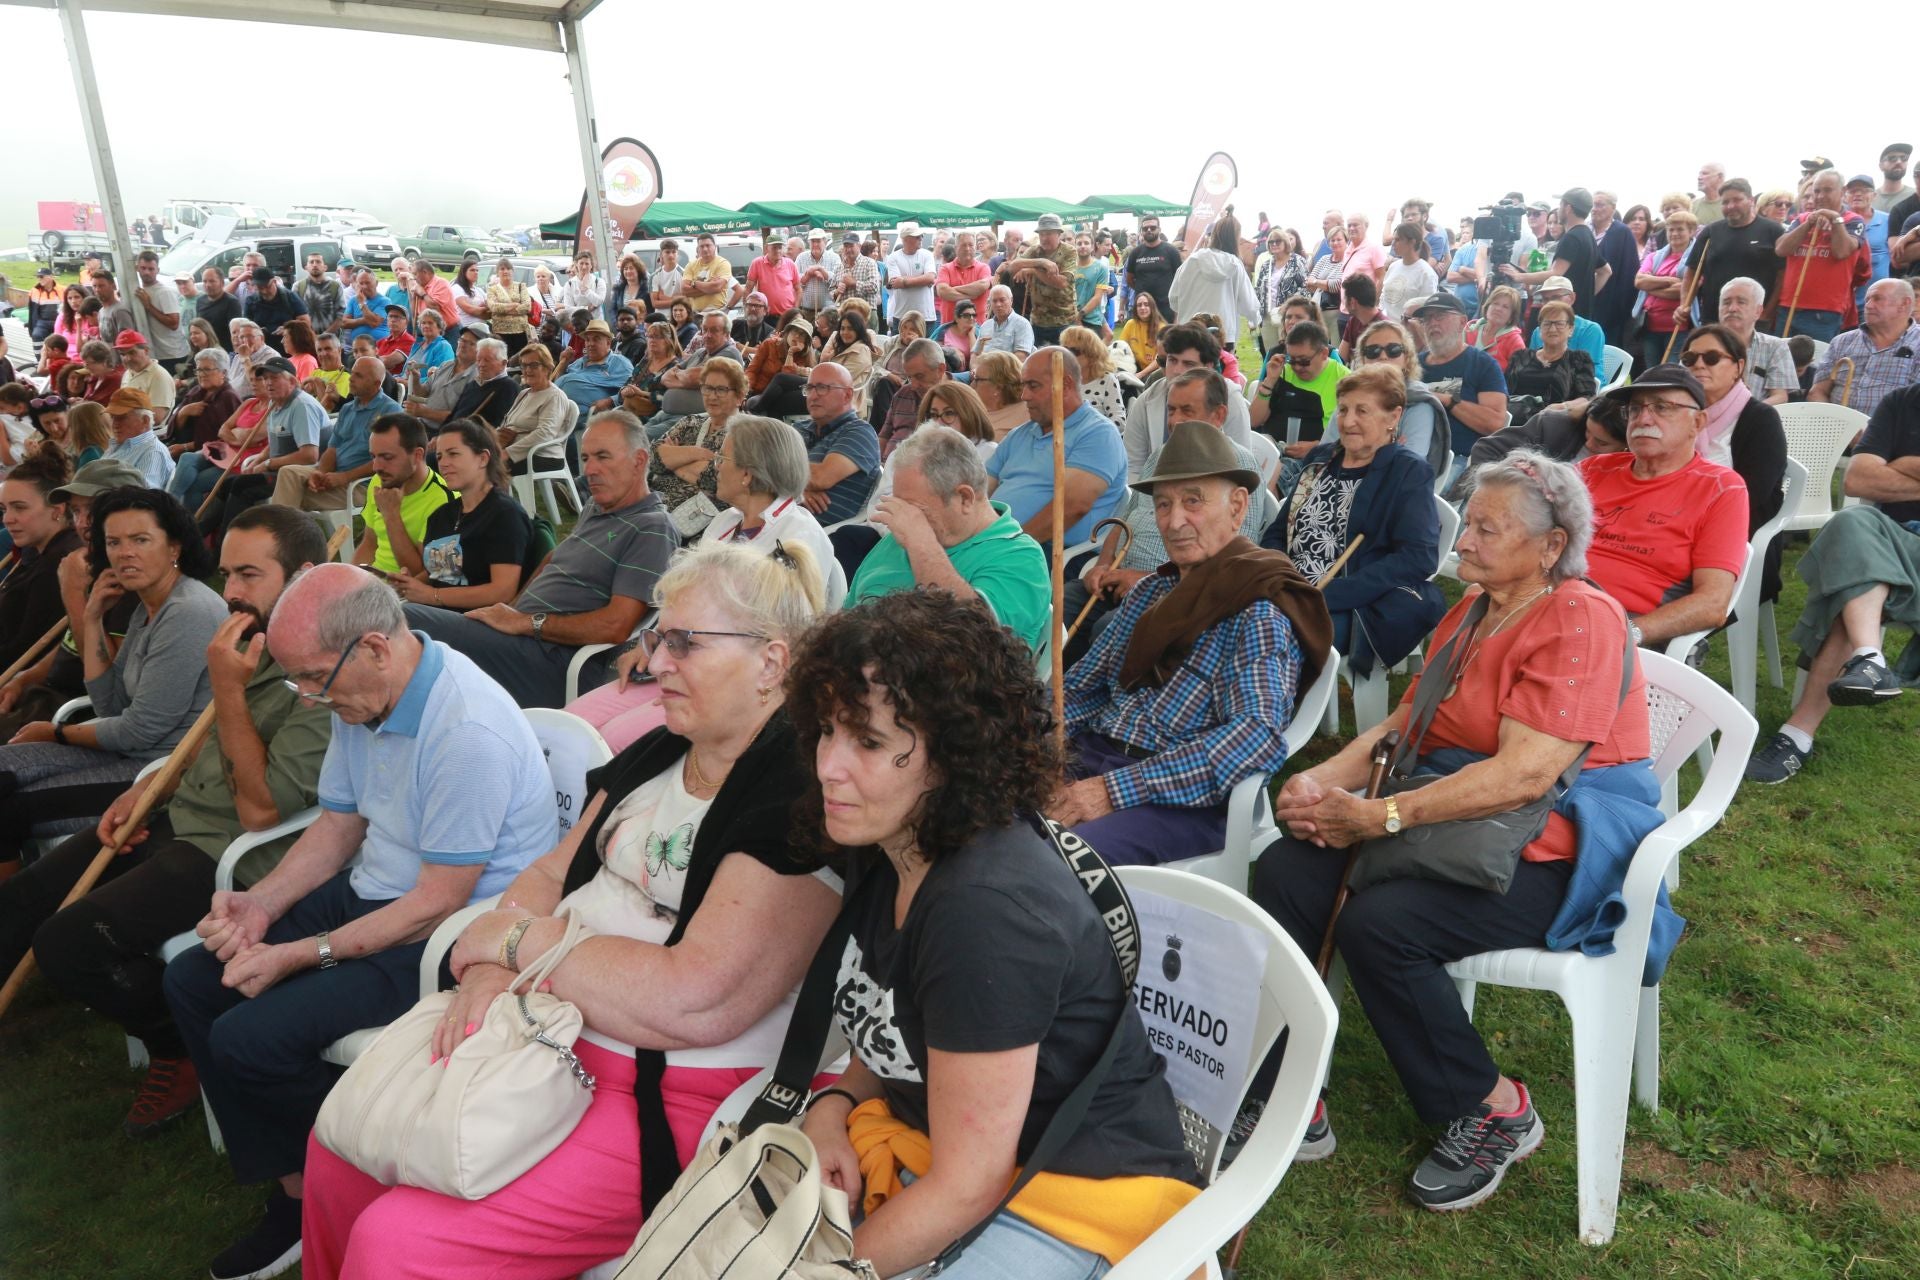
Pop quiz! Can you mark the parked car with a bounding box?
[398,224,519,269]
[283,206,402,264]
[159,198,278,234]
[154,230,347,288]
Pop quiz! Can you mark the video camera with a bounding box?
[1473,201,1526,273]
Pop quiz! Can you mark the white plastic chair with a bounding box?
[564,608,654,704]
[1774,402,1868,534]
[1438,650,1756,1245]
[1600,345,1632,390]
[512,400,583,523]
[1659,458,1807,714]
[1245,431,1280,490]
[1165,646,1336,890]
[1105,867,1338,1280]
[521,708,614,839]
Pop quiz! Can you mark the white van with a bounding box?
[155,231,347,286]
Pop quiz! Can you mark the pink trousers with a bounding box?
[301,1042,757,1280]
[563,681,667,755]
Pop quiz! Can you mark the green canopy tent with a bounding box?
[855,198,990,229]
[737,199,892,232]
[1079,194,1190,219]
[540,200,753,241]
[972,197,1105,225]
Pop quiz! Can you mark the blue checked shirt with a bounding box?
[1064,569,1302,809]
[1812,321,1920,418]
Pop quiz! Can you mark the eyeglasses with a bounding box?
[803,382,841,393]
[1284,354,1318,368]
[284,635,364,705]
[1627,399,1699,421]
[1360,343,1406,359]
[1678,350,1732,368]
[637,627,768,661]
[932,407,963,424]
[700,384,736,394]
[1538,320,1572,331]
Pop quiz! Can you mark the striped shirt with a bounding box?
[516,493,679,615]
[1064,570,1301,808]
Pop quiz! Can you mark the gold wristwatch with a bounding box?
[1383,797,1403,835]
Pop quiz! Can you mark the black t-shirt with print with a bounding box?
[834,822,1199,1184]
[1554,223,1599,317]
[1124,243,1184,316]
[419,487,533,588]
[1692,216,1787,323]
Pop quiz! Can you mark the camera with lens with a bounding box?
[1473,201,1526,275]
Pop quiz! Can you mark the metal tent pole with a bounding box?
[55,0,137,276]
[560,15,615,290]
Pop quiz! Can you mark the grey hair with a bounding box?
[1466,448,1593,582]
[193,348,226,369]
[1867,277,1915,303]
[988,284,1013,301]
[308,570,407,655]
[1720,276,1766,304]
[476,338,508,362]
[228,317,261,335]
[902,338,945,372]
[654,539,824,644]
[891,424,990,500]
[700,308,729,325]
[586,408,650,455]
[723,415,810,500]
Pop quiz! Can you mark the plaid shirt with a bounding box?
[1064,569,1301,809]
[1813,322,1920,417]
[829,255,882,307]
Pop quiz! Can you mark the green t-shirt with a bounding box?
[1282,359,1348,430]
[167,659,333,884]
[845,501,1050,651]
[361,468,455,574]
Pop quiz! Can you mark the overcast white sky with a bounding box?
[1,2,1912,246]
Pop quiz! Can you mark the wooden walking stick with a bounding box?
[1049,352,1067,757]
[1659,240,1711,365]
[0,700,219,1020]
[1779,225,1824,341]
[1311,534,1365,589]
[0,618,67,688]
[1315,730,1400,976]
[324,522,351,561]
[1063,517,1133,643]
[194,414,271,523]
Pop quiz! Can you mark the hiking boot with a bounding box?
[1408,1083,1544,1212]
[208,1188,302,1280]
[1296,1096,1337,1162]
[124,1055,200,1139]
[1744,731,1811,785]
[1827,654,1903,707]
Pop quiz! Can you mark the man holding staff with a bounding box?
[0,507,332,1139]
[1772,169,1865,342]
[1048,421,1330,866]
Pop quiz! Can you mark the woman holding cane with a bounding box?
[1233,451,1656,1214]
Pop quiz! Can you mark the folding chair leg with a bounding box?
[1632,984,1661,1112]
[1352,665,1390,733]
[1567,992,1633,1245]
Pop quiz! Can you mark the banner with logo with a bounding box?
[1180,152,1238,256]
[1128,888,1270,1131]
[569,137,662,258]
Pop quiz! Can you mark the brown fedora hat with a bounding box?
[1129,420,1260,495]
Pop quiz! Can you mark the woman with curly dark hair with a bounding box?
[0,485,225,876]
[787,589,1201,1280]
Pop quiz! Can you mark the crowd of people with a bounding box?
[1,144,1918,1279]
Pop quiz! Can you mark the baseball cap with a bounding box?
[105,386,152,414]
[1845,173,1875,189]
[1538,275,1575,295]
[1884,142,1914,160]
[250,266,277,284]
[807,228,827,241]
[36,266,53,278]
[842,232,861,245]
[339,256,356,268]
[745,291,768,306]
[113,329,149,349]
[1799,155,1834,173]
[896,221,923,238]
[1616,362,1705,408]
[1408,292,1469,318]
[1525,201,1551,213]
[51,457,146,500]
[255,355,298,378]
[384,301,408,314]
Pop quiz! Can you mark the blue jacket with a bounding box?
[1545,758,1682,985]
[1264,441,1447,673]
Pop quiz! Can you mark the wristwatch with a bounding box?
[316,931,337,970]
[1383,797,1403,835]
[530,613,548,642]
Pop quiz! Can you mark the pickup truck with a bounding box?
[398,224,519,270]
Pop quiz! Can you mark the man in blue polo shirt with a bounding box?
[555,317,635,472]
[270,356,402,513]
[1410,293,1508,471]
[164,563,556,1279]
[986,346,1128,547]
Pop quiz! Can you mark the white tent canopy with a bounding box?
[4,0,619,278]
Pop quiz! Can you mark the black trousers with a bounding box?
[8,813,214,1058]
[1248,834,1572,1125]
[164,869,426,1183]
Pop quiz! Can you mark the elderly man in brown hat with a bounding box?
[1050,419,1333,866]
[103,387,175,488]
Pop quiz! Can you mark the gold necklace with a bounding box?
[1445,584,1554,699]
[685,745,719,792]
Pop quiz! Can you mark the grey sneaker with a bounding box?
[1296,1096,1337,1162]
[1408,1084,1544,1212]
[1744,731,1810,785]
[1827,654,1903,706]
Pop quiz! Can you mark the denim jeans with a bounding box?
[1774,308,1843,342]
[890,1170,1110,1279]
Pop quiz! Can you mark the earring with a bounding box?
[757,687,770,704]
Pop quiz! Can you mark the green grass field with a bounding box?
[1,338,1915,1278]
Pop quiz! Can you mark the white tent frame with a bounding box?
[5,0,618,282]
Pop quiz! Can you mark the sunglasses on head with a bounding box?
[1679,350,1732,368]
[1361,343,1406,359]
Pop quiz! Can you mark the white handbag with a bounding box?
[314,912,598,1200]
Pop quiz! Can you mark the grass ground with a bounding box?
[1,341,1915,1279]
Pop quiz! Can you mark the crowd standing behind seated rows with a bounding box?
[5,149,1920,1277]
